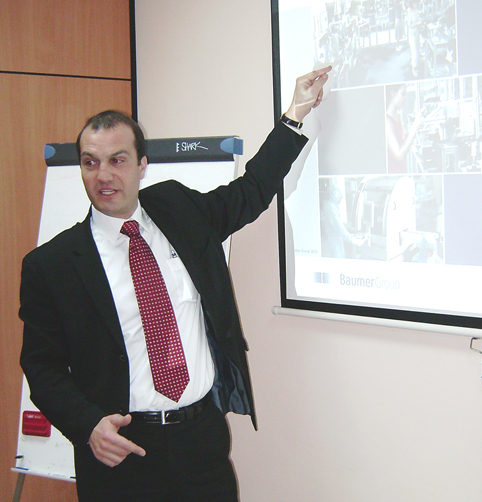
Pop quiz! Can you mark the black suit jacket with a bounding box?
[19,122,307,446]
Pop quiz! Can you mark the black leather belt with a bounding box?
[130,395,210,425]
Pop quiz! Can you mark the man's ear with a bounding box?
[139,156,148,179]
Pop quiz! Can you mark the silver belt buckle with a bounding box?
[161,410,180,425]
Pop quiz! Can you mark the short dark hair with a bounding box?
[76,110,146,163]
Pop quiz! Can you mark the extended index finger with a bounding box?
[115,433,146,457]
[307,65,332,82]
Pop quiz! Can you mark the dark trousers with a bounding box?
[74,401,239,501]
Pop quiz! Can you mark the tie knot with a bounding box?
[121,220,140,238]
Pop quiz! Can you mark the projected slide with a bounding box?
[276,0,482,327]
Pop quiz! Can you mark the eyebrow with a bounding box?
[110,150,130,157]
[80,149,130,158]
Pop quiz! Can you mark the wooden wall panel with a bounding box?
[1,74,132,502]
[0,72,133,265]
[0,0,131,79]
[1,0,133,497]
[1,1,132,499]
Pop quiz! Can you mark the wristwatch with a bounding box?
[280,114,303,129]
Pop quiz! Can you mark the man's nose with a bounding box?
[97,162,114,182]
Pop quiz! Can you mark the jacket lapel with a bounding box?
[71,214,126,351]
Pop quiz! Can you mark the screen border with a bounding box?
[270,0,482,333]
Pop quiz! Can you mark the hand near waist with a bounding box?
[89,414,146,467]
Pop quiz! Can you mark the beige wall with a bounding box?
[135,1,482,501]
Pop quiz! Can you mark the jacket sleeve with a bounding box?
[19,251,107,446]
[184,121,308,242]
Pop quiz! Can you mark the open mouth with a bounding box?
[100,189,116,196]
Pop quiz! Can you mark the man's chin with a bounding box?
[92,202,135,220]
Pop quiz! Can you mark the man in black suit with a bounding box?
[19,67,331,501]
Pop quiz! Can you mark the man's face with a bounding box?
[79,124,147,220]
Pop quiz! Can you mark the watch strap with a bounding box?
[280,114,303,129]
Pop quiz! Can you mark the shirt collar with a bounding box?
[91,203,150,245]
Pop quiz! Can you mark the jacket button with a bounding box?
[119,354,127,362]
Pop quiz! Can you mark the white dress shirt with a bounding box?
[90,203,215,411]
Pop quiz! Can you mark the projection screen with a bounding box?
[273,0,482,331]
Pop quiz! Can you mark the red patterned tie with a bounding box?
[121,220,189,402]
